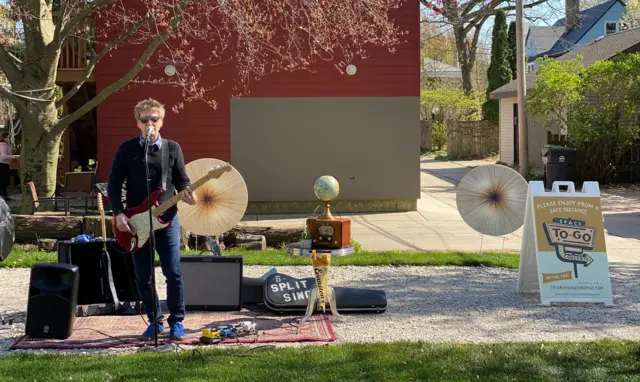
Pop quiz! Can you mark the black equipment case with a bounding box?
[262,273,387,313]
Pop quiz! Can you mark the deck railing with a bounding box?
[53,11,96,70]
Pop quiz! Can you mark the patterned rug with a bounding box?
[10,311,336,350]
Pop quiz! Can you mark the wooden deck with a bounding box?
[54,11,96,84]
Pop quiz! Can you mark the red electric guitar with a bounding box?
[111,163,232,252]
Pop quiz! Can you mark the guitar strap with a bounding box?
[102,244,121,311]
[160,140,170,191]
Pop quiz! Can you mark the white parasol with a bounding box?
[456,164,528,237]
[178,158,248,237]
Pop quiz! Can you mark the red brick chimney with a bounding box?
[566,0,580,29]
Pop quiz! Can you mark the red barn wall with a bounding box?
[95,2,419,183]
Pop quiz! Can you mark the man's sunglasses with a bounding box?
[139,116,160,123]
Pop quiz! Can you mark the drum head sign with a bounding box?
[531,183,613,305]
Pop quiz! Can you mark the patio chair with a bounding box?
[27,182,70,215]
[61,171,96,214]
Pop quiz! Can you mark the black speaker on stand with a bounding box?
[25,263,79,339]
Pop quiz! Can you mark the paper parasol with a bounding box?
[178,158,248,237]
[455,164,528,237]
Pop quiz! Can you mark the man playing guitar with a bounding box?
[107,98,197,341]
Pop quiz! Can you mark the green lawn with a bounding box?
[0,244,520,268]
[1,340,639,381]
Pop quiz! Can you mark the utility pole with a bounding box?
[516,0,529,178]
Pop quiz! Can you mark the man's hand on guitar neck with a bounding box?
[115,213,134,233]
[180,186,198,205]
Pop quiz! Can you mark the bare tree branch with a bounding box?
[56,14,153,108]
[461,0,488,18]
[466,0,549,22]
[0,86,28,112]
[57,0,115,43]
[52,0,73,44]
[53,27,175,135]
[0,46,22,85]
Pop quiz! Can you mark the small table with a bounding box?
[286,241,354,257]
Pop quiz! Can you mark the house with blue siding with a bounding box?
[527,0,627,71]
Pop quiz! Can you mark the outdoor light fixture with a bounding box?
[164,65,176,76]
[346,64,357,76]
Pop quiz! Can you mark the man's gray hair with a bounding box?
[134,98,165,119]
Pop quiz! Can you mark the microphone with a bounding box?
[145,124,155,141]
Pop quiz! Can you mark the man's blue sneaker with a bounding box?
[141,323,164,340]
[170,322,186,341]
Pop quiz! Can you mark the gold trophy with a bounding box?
[300,250,342,323]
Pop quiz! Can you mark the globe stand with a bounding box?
[319,199,335,220]
[306,175,352,250]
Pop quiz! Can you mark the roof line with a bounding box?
[534,0,623,59]
[571,0,621,47]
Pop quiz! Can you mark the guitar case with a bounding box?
[262,273,387,313]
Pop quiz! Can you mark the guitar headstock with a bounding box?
[206,163,232,180]
[97,193,105,217]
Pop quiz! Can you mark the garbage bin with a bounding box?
[541,144,577,189]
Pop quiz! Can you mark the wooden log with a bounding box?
[223,233,267,250]
[14,215,84,243]
[229,226,304,248]
[14,214,304,248]
[236,234,267,250]
[83,215,114,238]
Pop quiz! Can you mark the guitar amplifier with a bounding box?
[180,255,243,311]
[306,218,351,249]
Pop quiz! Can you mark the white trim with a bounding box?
[527,62,535,73]
[604,20,619,35]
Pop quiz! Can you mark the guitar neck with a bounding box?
[152,175,210,217]
[97,194,108,251]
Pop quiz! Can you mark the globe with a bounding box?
[313,175,340,202]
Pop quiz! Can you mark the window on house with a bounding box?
[605,21,619,35]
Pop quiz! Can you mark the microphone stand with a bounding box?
[144,126,159,348]
[137,125,175,354]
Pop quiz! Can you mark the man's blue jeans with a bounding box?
[131,212,185,326]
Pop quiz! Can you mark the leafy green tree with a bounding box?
[507,21,517,77]
[528,54,640,183]
[621,0,640,28]
[482,10,512,123]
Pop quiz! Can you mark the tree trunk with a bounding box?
[453,25,478,95]
[18,103,67,214]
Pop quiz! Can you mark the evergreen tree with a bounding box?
[508,21,517,77]
[483,10,512,123]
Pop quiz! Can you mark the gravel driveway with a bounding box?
[2,264,640,356]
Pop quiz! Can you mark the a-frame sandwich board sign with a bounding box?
[517,181,613,306]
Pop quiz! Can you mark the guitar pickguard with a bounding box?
[129,206,171,249]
